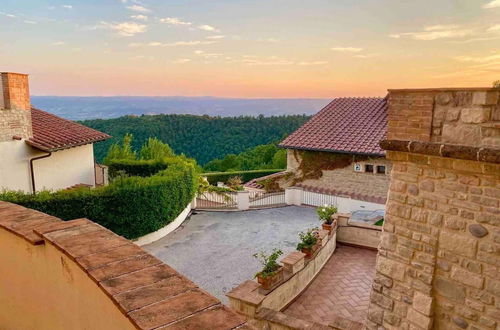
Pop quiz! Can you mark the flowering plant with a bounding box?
[316,204,338,224]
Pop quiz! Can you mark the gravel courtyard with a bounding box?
[144,206,318,302]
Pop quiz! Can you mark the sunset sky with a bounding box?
[1,0,499,97]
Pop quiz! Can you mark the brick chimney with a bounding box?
[0,72,32,141]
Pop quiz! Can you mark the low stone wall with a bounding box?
[336,213,382,249]
[227,229,336,318]
[250,308,364,330]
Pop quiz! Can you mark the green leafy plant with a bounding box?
[226,176,243,191]
[0,156,199,240]
[317,204,338,224]
[139,137,174,160]
[202,169,283,185]
[103,133,136,165]
[493,80,500,88]
[374,218,384,226]
[253,249,283,278]
[296,229,319,251]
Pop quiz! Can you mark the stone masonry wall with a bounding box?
[0,73,32,141]
[367,151,499,330]
[367,87,500,330]
[387,88,499,148]
[286,149,391,201]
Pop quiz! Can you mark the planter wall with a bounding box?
[227,230,337,318]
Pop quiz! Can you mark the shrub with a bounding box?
[0,156,198,239]
[296,229,319,251]
[253,249,283,278]
[316,204,338,224]
[108,159,170,178]
[203,169,283,185]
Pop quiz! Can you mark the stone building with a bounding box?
[0,72,110,193]
[366,88,500,330]
[278,97,391,208]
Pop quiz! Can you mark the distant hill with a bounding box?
[31,96,329,120]
[82,114,311,165]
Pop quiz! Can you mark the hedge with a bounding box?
[107,159,170,178]
[0,157,198,240]
[202,169,284,185]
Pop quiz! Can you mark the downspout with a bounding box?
[29,152,52,194]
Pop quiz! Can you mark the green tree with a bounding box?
[493,80,500,88]
[103,133,136,164]
[139,137,174,160]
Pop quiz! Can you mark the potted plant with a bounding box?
[317,204,338,235]
[296,229,320,258]
[253,249,284,290]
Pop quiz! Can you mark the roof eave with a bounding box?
[26,136,111,153]
[278,144,386,157]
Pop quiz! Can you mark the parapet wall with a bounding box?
[0,202,247,330]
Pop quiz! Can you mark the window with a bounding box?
[376,165,386,174]
[365,164,374,173]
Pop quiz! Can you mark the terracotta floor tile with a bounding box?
[283,245,377,325]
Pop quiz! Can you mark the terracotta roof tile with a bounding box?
[27,108,111,152]
[279,97,388,155]
[0,202,248,329]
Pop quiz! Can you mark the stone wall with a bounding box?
[285,149,391,202]
[0,72,32,141]
[387,88,499,148]
[367,87,500,330]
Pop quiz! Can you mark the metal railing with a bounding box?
[249,191,286,208]
[196,191,238,210]
[302,189,338,207]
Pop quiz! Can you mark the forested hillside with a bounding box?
[82,114,309,164]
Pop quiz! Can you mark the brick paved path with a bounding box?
[284,245,377,325]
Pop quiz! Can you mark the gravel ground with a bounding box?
[143,206,319,303]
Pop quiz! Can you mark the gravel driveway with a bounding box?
[143,206,319,303]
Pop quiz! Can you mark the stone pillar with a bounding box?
[366,88,500,330]
[0,72,32,141]
[285,186,303,206]
[237,191,250,210]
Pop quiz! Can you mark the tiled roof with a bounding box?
[26,108,111,152]
[279,97,388,156]
[0,202,249,329]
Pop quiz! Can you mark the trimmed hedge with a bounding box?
[202,169,284,185]
[0,157,198,239]
[108,159,170,178]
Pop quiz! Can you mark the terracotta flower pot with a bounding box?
[301,243,320,259]
[257,267,284,290]
[322,219,337,235]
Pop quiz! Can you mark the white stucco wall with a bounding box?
[0,142,95,193]
[0,140,34,192]
[35,144,95,191]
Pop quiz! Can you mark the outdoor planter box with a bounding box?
[257,267,284,291]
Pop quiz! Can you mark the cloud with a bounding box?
[331,47,363,52]
[159,17,192,26]
[453,53,500,63]
[390,25,472,40]
[126,5,150,13]
[257,38,278,43]
[62,5,72,9]
[194,50,223,59]
[487,24,500,32]
[102,21,147,36]
[0,12,16,18]
[206,35,225,40]
[129,55,155,61]
[52,41,65,46]
[483,0,500,8]
[173,59,191,64]
[129,40,217,47]
[131,14,148,21]
[297,61,328,66]
[24,20,37,24]
[354,53,379,59]
[198,24,220,32]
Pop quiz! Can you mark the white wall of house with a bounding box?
[0,140,34,192]
[0,142,95,193]
[35,144,95,191]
